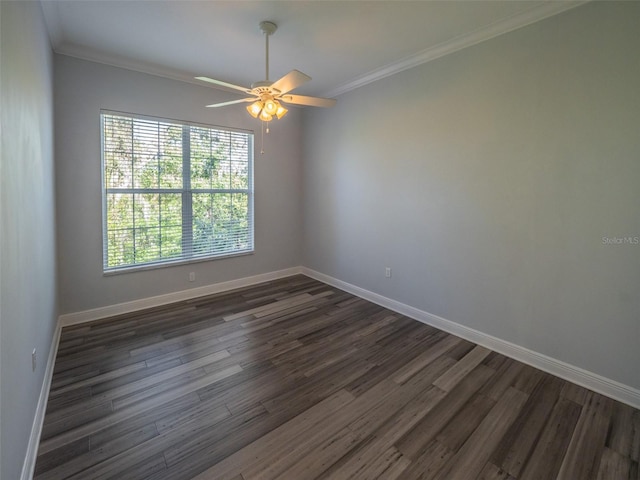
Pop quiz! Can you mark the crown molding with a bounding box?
[39,0,220,91]
[39,0,63,49]
[41,1,589,100]
[324,0,590,98]
[54,44,212,90]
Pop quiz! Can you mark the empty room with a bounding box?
[1,1,639,479]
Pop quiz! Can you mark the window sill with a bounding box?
[103,249,254,276]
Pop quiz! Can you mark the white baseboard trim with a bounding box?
[301,267,640,410]
[21,320,62,480]
[59,267,303,327]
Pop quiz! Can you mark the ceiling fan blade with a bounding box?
[279,94,336,108]
[206,98,256,108]
[195,76,251,94]
[271,70,311,95]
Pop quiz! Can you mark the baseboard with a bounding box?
[301,267,640,409]
[59,267,303,327]
[21,320,62,480]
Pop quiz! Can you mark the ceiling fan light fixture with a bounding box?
[259,109,273,122]
[263,98,278,115]
[247,100,263,118]
[275,104,288,119]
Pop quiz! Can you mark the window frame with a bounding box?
[100,110,254,274]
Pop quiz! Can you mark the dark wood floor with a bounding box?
[35,275,639,479]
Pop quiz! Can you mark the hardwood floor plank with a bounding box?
[347,445,409,480]
[478,358,523,401]
[432,345,491,392]
[252,350,446,480]
[128,326,221,360]
[161,406,282,480]
[392,335,461,384]
[492,374,565,476]
[434,392,496,452]
[396,364,495,460]
[511,364,544,395]
[33,438,89,477]
[260,358,375,418]
[560,379,591,405]
[634,413,640,464]
[239,379,405,480]
[346,358,453,440]
[191,389,355,480]
[216,366,306,415]
[477,462,515,480]
[596,447,632,480]
[222,292,314,321]
[276,426,362,480]
[607,401,640,461]
[444,338,476,360]
[38,365,243,455]
[316,385,448,479]
[557,391,614,480]
[373,454,411,480]
[343,334,448,397]
[114,453,168,480]
[35,423,159,480]
[89,358,184,396]
[432,386,528,480]
[89,392,201,449]
[106,350,230,405]
[44,386,92,413]
[353,314,400,337]
[48,361,147,398]
[400,440,454,480]
[518,397,583,480]
[40,400,113,441]
[365,384,449,448]
[65,401,240,479]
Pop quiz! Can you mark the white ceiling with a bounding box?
[41,0,586,98]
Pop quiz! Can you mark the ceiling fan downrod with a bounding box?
[260,21,277,84]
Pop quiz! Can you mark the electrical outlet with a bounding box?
[189,272,196,282]
[385,267,392,278]
[32,348,37,372]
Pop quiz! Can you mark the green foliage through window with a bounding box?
[102,112,253,270]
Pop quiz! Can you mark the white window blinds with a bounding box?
[101,111,254,271]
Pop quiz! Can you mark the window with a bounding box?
[101,111,254,271]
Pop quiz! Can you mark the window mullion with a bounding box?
[182,125,193,258]
[158,124,162,259]
[132,122,137,263]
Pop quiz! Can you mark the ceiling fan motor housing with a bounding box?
[259,21,278,36]
[250,82,276,92]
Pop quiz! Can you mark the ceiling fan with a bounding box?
[195,21,336,122]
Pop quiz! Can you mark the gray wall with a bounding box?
[55,56,303,314]
[303,1,640,391]
[0,2,57,479]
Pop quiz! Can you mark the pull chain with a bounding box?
[260,121,271,155]
[261,121,265,155]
